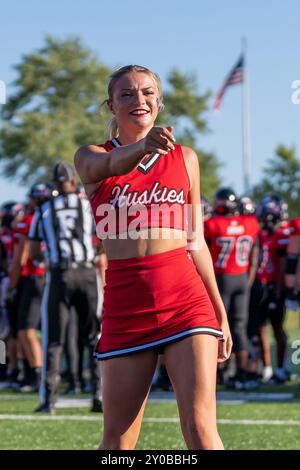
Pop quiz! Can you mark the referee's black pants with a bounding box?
[40,265,101,406]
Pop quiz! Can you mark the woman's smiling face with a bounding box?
[109,72,161,131]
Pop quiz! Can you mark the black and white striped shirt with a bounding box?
[29,192,95,267]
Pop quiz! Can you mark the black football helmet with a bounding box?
[28,183,53,205]
[214,187,238,215]
[256,195,288,228]
[0,201,25,228]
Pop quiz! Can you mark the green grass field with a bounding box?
[0,317,299,450]
[0,383,300,450]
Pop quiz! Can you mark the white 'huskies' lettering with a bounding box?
[109,182,185,208]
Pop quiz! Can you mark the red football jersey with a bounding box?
[256,221,291,284]
[14,214,45,277]
[204,215,259,275]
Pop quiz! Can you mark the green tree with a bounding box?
[252,144,300,218]
[158,69,221,199]
[0,36,111,181]
[0,37,220,199]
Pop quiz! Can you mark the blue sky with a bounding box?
[0,0,299,204]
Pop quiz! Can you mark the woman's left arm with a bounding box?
[182,146,233,362]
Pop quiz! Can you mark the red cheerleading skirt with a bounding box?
[94,246,223,360]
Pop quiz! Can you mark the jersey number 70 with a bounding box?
[215,236,253,269]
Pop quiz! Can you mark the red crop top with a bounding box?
[89,139,191,239]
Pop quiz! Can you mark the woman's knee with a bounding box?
[181,407,221,450]
[99,434,137,450]
[182,402,216,433]
[100,424,141,450]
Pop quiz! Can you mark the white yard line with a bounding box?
[0,414,300,426]
[217,419,300,426]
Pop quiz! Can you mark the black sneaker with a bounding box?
[91,398,103,413]
[34,403,56,415]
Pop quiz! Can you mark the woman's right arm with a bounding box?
[74,126,176,184]
[74,141,145,184]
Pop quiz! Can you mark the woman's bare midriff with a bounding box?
[102,227,187,260]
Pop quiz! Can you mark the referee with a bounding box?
[29,162,101,414]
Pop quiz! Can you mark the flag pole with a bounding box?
[242,37,251,194]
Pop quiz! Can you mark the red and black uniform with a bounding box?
[0,227,17,337]
[249,221,291,335]
[288,217,300,294]
[90,139,223,360]
[256,221,290,285]
[204,215,259,276]
[205,214,259,351]
[0,232,9,329]
[14,213,45,331]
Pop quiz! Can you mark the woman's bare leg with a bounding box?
[164,335,223,450]
[99,349,158,450]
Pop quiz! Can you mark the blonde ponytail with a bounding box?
[108,116,119,140]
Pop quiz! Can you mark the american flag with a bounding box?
[213,55,244,112]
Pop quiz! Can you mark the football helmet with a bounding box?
[238,196,256,215]
[28,183,52,204]
[0,201,25,228]
[256,195,288,227]
[214,187,238,215]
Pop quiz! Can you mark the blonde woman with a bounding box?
[75,65,232,450]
